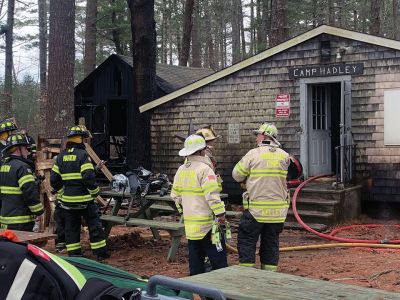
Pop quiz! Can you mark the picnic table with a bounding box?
[0,229,55,247]
[180,265,400,300]
[99,190,228,261]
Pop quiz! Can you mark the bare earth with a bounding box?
[45,215,400,294]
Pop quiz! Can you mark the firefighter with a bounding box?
[171,134,227,275]
[0,133,44,231]
[0,119,18,155]
[195,125,221,170]
[232,123,290,271]
[50,125,109,259]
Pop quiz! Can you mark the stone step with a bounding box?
[293,197,339,212]
[286,209,334,225]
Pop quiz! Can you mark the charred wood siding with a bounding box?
[151,35,400,201]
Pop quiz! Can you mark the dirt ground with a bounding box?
[45,215,400,294]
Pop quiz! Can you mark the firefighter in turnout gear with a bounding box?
[50,125,109,259]
[0,119,18,158]
[171,134,228,275]
[232,123,290,271]
[0,133,44,231]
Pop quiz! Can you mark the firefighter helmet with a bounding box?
[195,125,221,142]
[252,123,278,138]
[3,133,30,153]
[66,125,89,138]
[179,134,206,157]
[0,119,18,134]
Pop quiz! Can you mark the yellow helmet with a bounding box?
[195,125,221,142]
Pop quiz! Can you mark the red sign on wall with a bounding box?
[275,93,290,117]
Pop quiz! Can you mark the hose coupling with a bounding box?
[380,239,390,244]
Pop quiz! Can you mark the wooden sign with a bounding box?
[275,94,290,117]
[288,63,364,79]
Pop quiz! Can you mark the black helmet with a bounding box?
[66,125,88,137]
[3,133,30,153]
[0,119,18,134]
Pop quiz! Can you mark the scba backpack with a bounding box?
[0,231,135,300]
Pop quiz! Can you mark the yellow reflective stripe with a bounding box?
[90,240,106,249]
[184,216,213,221]
[261,264,278,271]
[81,163,94,172]
[66,243,81,251]
[186,233,206,240]
[18,174,35,188]
[239,263,255,267]
[88,186,100,195]
[211,203,225,215]
[254,216,286,223]
[52,164,60,175]
[171,187,204,195]
[249,169,288,178]
[29,203,44,213]
[0,215,35,224]
[61,194,93,202]
[57,187,64,194]
[175,204,183,213]
[202,182,221,193]
[61,173,82,180]
[0,186,22,194]
[234,162,249,176]
[249,201,289,208]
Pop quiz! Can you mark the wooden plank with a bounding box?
[84,143,113,181]
[35,160,54,171]
[180,265,400,300]
[96,195,107,207]
[100,215,184,231]
[0,230,55,245]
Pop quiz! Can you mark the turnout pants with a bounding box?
[54,203,66,247]
[63,202,108,257]
[237,210,284,271]
[188,230,228,276]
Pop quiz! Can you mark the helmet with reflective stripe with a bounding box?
[252,123,278,139]
[66,125,89,138]
[195,125,221,142]
[0,119,18,134]
[3,133,30,153]
[179,134,206,157]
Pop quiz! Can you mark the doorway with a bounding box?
[107,99,127,163]
[300,76,352,178]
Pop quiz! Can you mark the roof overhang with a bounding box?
[140,25,400,113]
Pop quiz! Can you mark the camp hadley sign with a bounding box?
[288,63,364,79]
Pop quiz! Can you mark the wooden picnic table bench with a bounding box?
[99,191,229,262]
[180,265,400,300]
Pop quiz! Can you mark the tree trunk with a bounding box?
[240,0,246,56]
[369,0,380,35]
[179,0,194,66]
[231,0,241,63]
[127,0,156,170]
[191,0,201,67]
[328,0,335,26]
[38,0,47,133]
[256,0,262,52]
[46,0,75,137]
[84,0,98,76]
[259,0,268,50]
[250,0,255,55]
[111,0,123,54]
[270,0,288,47]
[160,0,168,63]
[394,0,399,39]
[204,0,216,69]
[1,0,15,118]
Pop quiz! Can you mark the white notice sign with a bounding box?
[228,123,240,144]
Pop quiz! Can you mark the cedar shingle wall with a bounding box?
[151,34,400,201]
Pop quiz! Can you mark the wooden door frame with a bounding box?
[299,75,351,178]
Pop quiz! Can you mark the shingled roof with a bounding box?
[116,54,215,93]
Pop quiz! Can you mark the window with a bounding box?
[384,90,400,145]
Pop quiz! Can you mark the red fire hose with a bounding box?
[292,174,400,244]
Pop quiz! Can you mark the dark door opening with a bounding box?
[329,82,341,173]
[107,99,127,164]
